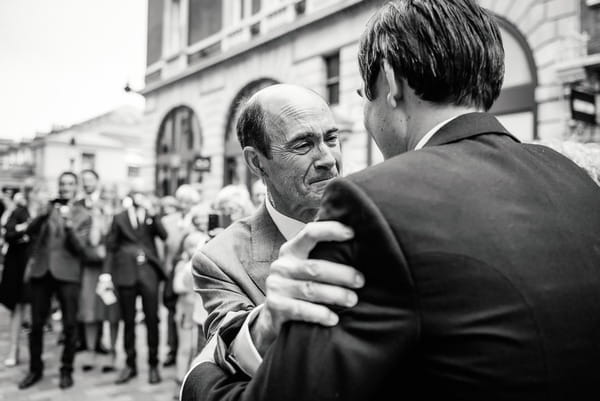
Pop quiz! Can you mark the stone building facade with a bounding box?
[141,0,599,199]
[0,105,153,197]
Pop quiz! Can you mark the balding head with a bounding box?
[236,84,332,158]
[237,83,341,223]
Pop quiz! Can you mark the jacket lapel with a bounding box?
[423,112,520,148]
[246,205,286,294]
[118,210,140,242]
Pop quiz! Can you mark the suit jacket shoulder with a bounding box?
[193,205,285,339]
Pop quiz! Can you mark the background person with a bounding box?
[100,189,168,385]
[18,172,91,390]
[172,231,208,387]
[76,169,113,371]
[0,192,31,367]
[160,184,201,368]
[250,180,266,208]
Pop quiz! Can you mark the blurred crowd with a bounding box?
[0,168,266,395]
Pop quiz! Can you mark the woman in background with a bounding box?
[0,192,31,366]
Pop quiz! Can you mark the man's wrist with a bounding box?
[249,307,277,356]
[99,273,112,282]
[228,306,265,377]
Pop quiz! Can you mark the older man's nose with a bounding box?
[314,144,337,170]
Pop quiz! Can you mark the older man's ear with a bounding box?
[243,146,268,178]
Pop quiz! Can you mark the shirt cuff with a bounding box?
[229,304,264,377]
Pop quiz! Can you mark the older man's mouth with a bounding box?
[308,175,337,186]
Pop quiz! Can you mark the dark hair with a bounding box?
[81,168,99,180]
[236,97,271,158]
[358,0,504,110]
[58,171,78,184]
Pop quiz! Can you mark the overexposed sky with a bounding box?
[0,0,147,141]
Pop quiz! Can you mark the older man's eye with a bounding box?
[292,142,311,153]
[326,135,339,146]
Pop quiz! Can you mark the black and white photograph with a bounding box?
[0,1,599,400]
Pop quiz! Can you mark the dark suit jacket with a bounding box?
[104,208,168,287]
[193,204,285,339]
[183,113,600,401]
[27,201,91,283]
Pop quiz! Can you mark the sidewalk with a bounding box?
[0,304,180,401]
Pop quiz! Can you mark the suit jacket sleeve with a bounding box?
[152,214,168,241]
[192,250,255,341]
[65,208,92,257]
[103,216,120,275]
[4,207,29,243]
[182,177,419,401]
[26,213,49,237]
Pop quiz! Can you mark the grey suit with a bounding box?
[26,202,91,374]
[27,202,90,282]
[192,204,285,340]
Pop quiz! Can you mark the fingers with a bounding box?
[265,292,339,327]
[271,257,364,289]
[266,274,359,309]
[280,221,354,258]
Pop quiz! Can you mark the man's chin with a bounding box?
[308,178,335,193]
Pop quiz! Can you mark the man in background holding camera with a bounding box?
[18,171,92,390]
[99,188,168,385]
[188,84,363,380]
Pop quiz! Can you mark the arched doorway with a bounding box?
[155,106,203,196]
[490,17,538,141]
[223,78,279,190]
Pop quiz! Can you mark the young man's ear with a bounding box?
[243,146,268,178]
[382,58,402,108]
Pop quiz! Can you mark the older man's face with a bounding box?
[260,90,342,221]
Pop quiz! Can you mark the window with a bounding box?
[128,166,141,178]
[239,0,245,20]
[81,153,96,171]
[166,0,182,55]
[147,0,163,66]
[155,106,203,196]
[325,52,340,105]
[489,20,537,141]
[188,0,223,44]
[251,0,261,15]
[232,0,261,24]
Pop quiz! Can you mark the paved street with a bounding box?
[0,304,180,401]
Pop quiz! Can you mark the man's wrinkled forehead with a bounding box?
[260,94,334,139]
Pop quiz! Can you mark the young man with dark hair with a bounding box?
[183,1,600,400]
[100,189,168,385]
[18,172,91,390]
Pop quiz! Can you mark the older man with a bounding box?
[184,1,600,400]
[186,84,363,380]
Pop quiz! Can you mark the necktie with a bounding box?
[137,209,145,228]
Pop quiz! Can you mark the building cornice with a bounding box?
[555,53,600,84]
[141,0,366,95]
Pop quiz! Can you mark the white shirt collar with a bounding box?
[264,196,305,241]
[127,206,146,229]
[413,114,464,150]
